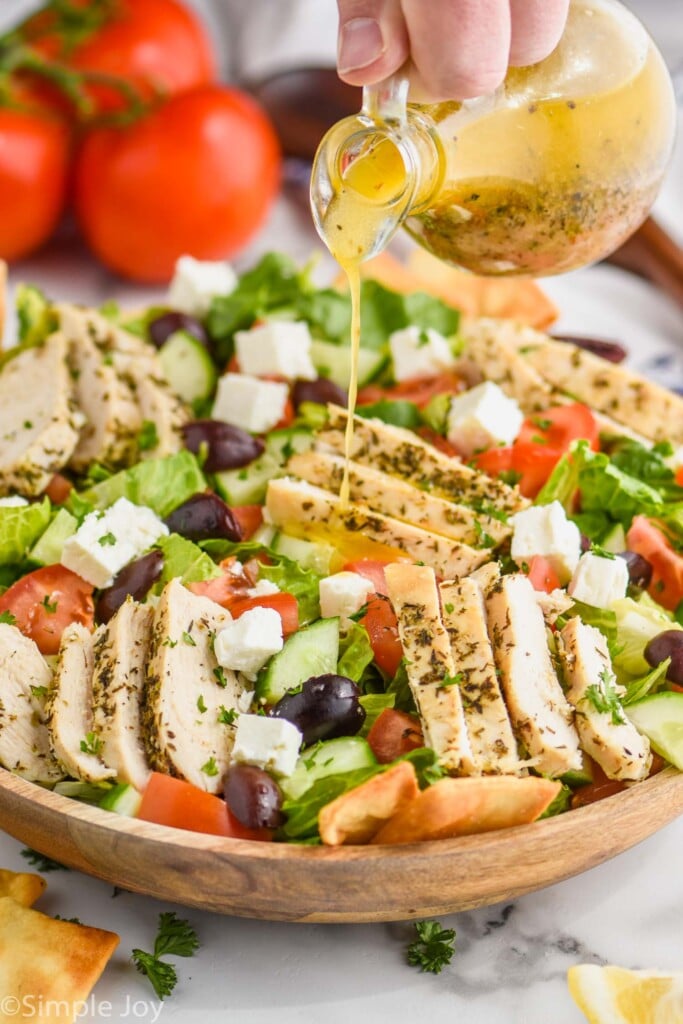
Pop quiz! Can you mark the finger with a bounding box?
[401,0,511,100]
[509,0,569,66]
[336,0,410,85]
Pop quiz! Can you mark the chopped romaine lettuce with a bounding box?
[358,692,396,735]
[77,451,205,518]
[337,623,375,684]
[611,596,680,675]
[621,658,671,705]
[0,498,51,565]
[154,534,221,590]
[16,284,57,348]
[356,399,422,429]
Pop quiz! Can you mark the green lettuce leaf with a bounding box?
[538,783,572,818]
[356,399,421,429]
[0,499,51,565]
[154,534,222,591]
[558,600,619,658]
[338,623,375,683]
[621,658,671,706]
[611,596,680,675]
[358,692,396,735]
[77,452,206,518]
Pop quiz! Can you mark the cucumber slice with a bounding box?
[250,523,277,547]
[99,783,142,817]
[602,523,626,555]
[280,736,377,801]
[158,330,217,404]
[214,453,280,506]
[30,508,77,565]
[256,617,340,704]
[265,427,314,465]
[272,533,335,574]
[310,339,386,389]
[53,780,113,805]
[626,691,683,770]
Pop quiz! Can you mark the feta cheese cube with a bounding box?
[319,571,374,623]
[389,325,456,382]
[235,320,317,381]
[511,501,581,584]
[232,713,302,776]
[60,498,168,588]
[446,381,524,457]
[568,551,629,608]
[0,496,29,507]
[167,255,237,318]
[214,606,284,680]
[248,578,280,598]
[212,373,289,435]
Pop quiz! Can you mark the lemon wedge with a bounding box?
[568,964,683,1023]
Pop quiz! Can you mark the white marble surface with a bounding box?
[0,6,682,1021]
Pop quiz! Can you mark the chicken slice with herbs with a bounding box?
[0,624,63,783]
[485,574,582,777]
[557,618,652,782]
[46,623,114,784]
[0,333,81,496]
[142,579,244,794]
[91,598,154,792]
[385,563,475,775]
[439,578,521,775]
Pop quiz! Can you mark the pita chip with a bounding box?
[0,867,46,907]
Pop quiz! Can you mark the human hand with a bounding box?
[336,0,570,99]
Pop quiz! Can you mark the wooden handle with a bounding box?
[605,217,683,309]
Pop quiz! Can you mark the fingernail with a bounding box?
[338,17,385,73]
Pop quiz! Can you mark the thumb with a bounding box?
[336,0,409,85]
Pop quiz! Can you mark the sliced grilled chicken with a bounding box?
[142,579,244,794]
[458,318,557,414]
[557,618,652,782]
[385,563,475,775]
[320,405,527,515]
[92,598,154,791]
[266,477,489,578]
[519,337,683,445]
[66,327,141,472]
[57,304,187,459]
[485,574,582,777]
[439,578,521,775]
[0,334,81,496]
[288,449,511,547]
[0,624,62,783]
[468,561,501,593]
[46,623,113,783]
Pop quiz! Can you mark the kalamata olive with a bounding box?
[149,311,209,349]
[644,629,683,686]
[164,492,243,542]
[96,549,164,623]
[224,764,284,829]
[292,377,348,410]
[618,550,653,589]
[580,533,592,553]
[182,420,265,472]
[270,674,365,746]
[552,334,627,364]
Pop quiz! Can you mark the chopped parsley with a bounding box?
[0,610,17,626]
[473,520,495,548]
[444,603,455,614]
[20,848,69,873]
[138,419,159,452]
[162,637,178,648]
[441,672,464,689]
[41,594,58,613]
[213,666,229,688]
[406,920,456,974]
[30,685,48,699]
[98,532,117,547]
[181,631,196,647]
[131,912,200,1000]
[585,669,627,725]
[217,705,237,725]
[201,756,219,777]
[196,695,207,714]
[80,731,103,757]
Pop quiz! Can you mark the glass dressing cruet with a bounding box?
[310,0,677,278]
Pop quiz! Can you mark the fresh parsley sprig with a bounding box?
[406,919,456,974]
[132,912,200,999]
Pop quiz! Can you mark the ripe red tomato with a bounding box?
[526,555,561,594]
[0,565,94,655]
[74,85,281,282]
[342,559,390,596]
[30,0,216,114]
[230,593,299,637]
[358,595,403,677]
[367,709,424,763]
[138,772,272,840]
[626,516,683,612]
[0,100,70,262]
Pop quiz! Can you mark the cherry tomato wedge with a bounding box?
[516,403,599,451]
[138,772,272,840]
[0,565,94,656]
[677,467,683,488]
[358,595,403,677]
[231,504,263,540]
[230,593,299,637]
[472,446,514,478]
[509,442,562,499]
[367,709,424,764]
[342,559,390,596]
[416,426,461,458]
[43,473,73,505]
[358,371,465,410]
[626,516,683,612]
[188,557,253,606]
[526,555,561,594]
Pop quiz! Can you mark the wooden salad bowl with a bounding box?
[0,767,682,922]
